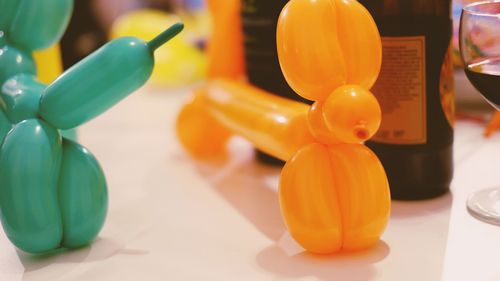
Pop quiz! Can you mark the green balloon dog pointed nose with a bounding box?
[39,23,184,130]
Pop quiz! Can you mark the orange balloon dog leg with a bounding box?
[176,89,232,157]
[280,143,389,253]
[327,144,390,251]
[175,0,245,157]
[279,143,344,254]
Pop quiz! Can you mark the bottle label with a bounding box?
[371,36,427,144]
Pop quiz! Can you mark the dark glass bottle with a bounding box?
[60,0,107,69]
[359,0,455,200]
[240,0,310,165]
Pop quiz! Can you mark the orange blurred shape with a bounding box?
[176,89,232,158]
[277,0,381,101]
[206,0,245,80]
[484,111,500,137]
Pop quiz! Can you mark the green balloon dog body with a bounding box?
[0,0,182,253]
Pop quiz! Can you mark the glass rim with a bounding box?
[463,0,500,17]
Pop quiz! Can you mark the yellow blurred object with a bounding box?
[33,44,63,84]
[111,9,207,87]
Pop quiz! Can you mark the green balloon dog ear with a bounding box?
[8,0,73,51]
[0,0,21,31]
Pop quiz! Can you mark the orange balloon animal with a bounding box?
[177,0,390,254]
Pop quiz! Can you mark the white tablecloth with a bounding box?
[0,86,498,281]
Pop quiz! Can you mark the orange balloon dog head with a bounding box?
[277,0,382,144]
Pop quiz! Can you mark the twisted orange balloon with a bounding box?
[176,0,390,254]
[176,0,242,157]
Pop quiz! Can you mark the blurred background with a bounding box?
[60,0,209,88]
[58,0,493,116]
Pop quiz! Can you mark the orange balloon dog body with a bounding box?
[177,0,390,254]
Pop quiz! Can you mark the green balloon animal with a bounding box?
[0,0,183,253]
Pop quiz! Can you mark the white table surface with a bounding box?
[0,85,499,281]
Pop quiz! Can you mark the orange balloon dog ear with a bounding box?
[277,0,381,102]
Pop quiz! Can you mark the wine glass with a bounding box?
[460,0,500,225]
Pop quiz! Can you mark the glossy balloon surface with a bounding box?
[277,0,345,101]
[0,0,20,30]
[306,101,339,145]
[0,46,36,86]
[39,37,154,129]
[33,43,77,141]
[327,144,390,251]
[1,74,45,123]
[279,143,343,253]
[8,0,73,51]
[0,108,10,141]
[276,0,381,101]
[322,85,381,144]
[59,140,108,248]
[0,120,63,253]
[204,80,314,161]
[280,143,390,253]
[334,0,381,89]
